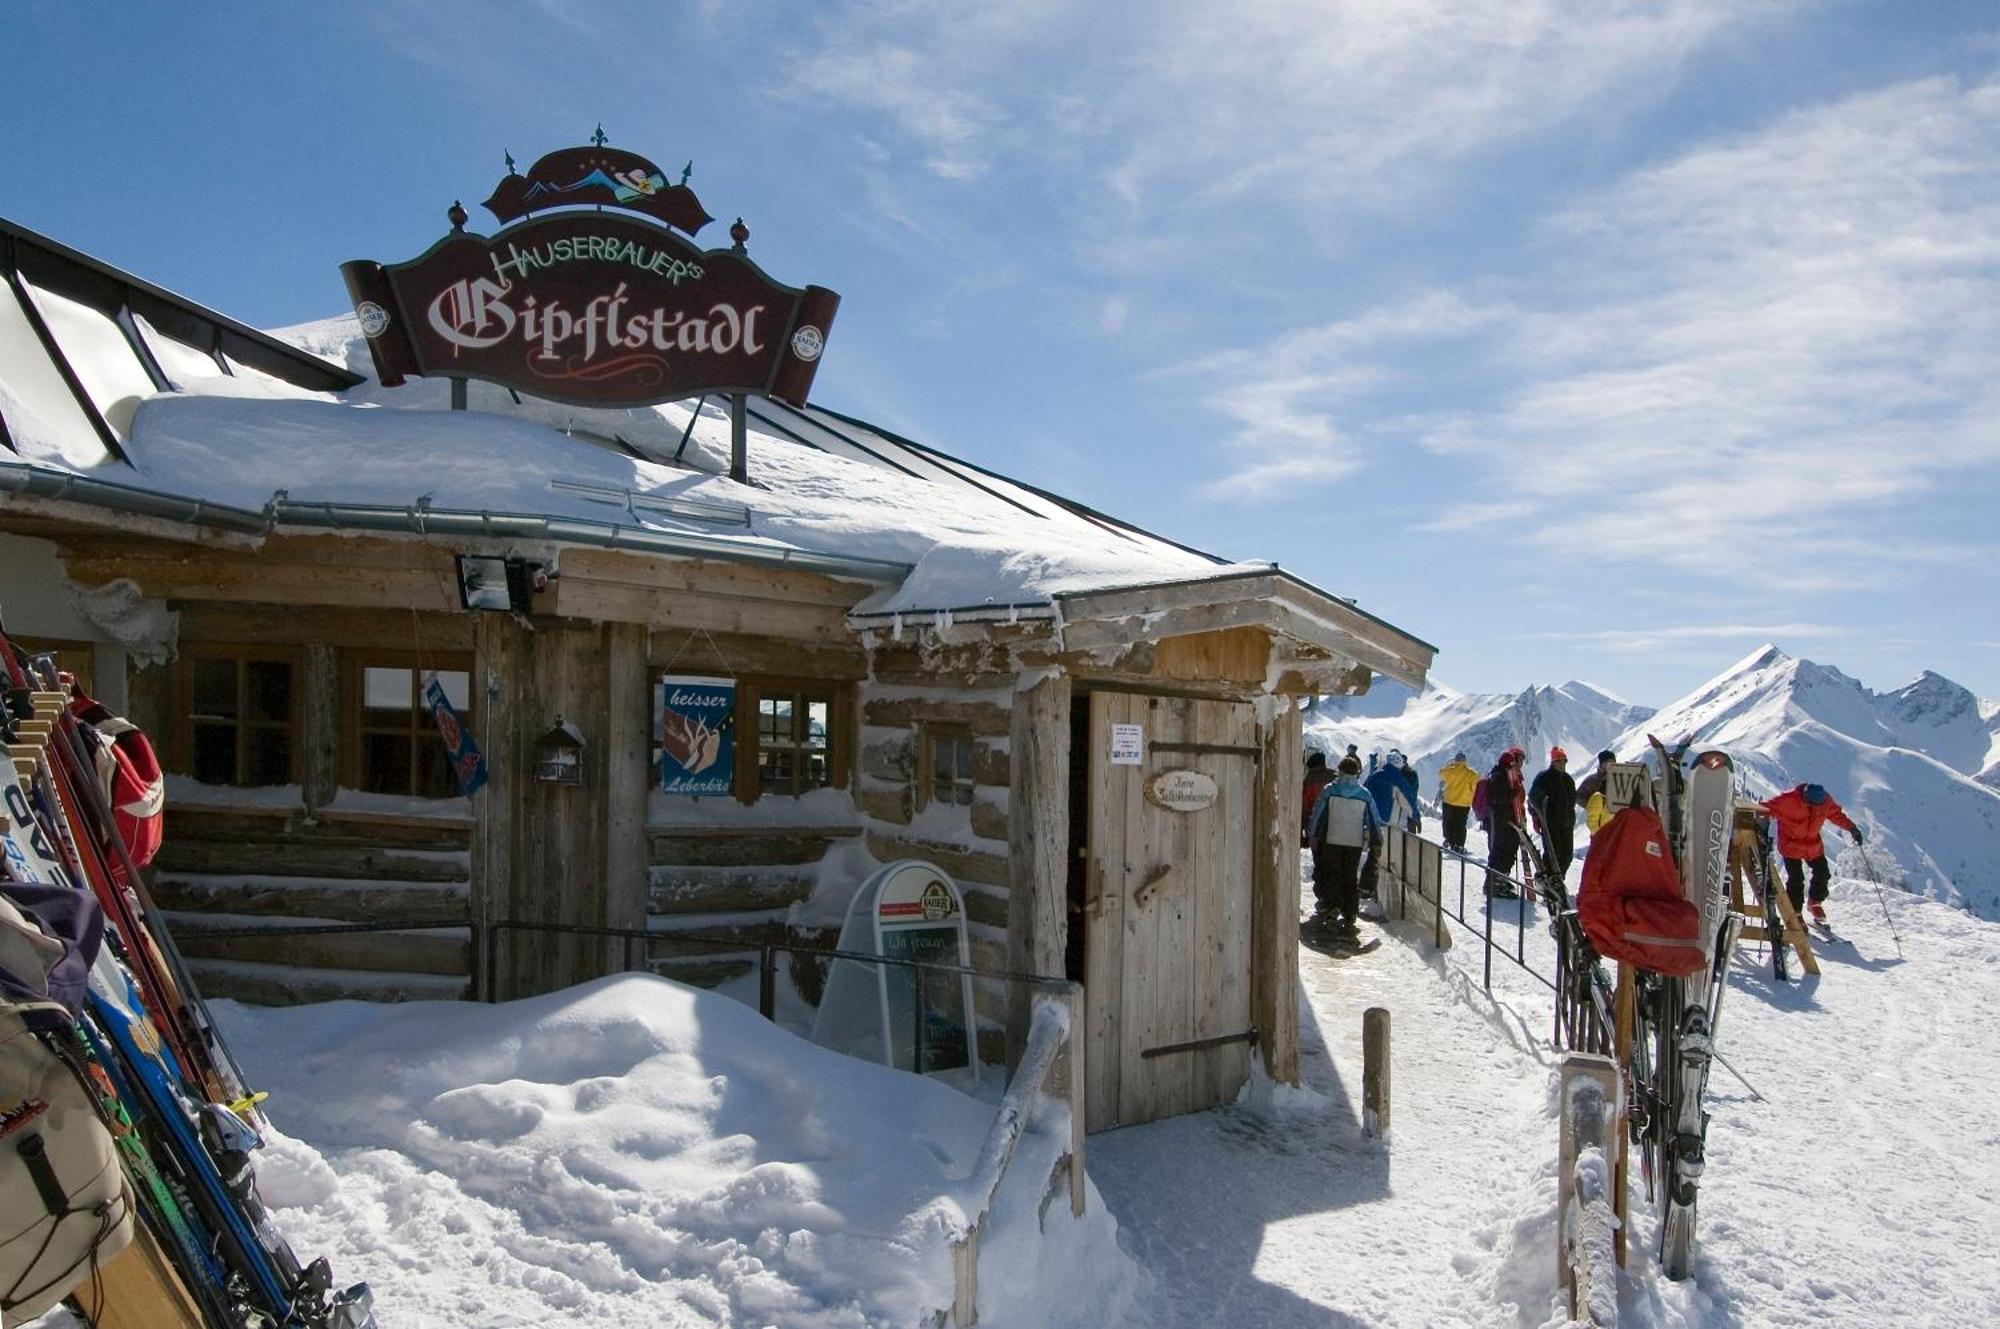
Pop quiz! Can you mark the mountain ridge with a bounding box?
[1306,644,2000,917]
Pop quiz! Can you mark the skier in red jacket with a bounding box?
[1759,782,1861,925]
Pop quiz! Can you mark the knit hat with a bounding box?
[1501,747,1525,766]
[1306,751,1327,769]
[1550,746,1568,763]
[1453,750,1467,762]
[1803,783,1828,806]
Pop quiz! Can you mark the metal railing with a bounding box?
[1376,825,1614,1059]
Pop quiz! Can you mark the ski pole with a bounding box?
[1855,842,1904,959]
[1711,1047,1764,1103]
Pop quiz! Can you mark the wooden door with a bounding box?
[1084,691,1258,1130]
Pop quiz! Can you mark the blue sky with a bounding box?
[5,1,1998,705]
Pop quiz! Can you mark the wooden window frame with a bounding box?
[341,650,476,799]
[917,722,975,812]
[171,644,302,787]
[732,677,852,804]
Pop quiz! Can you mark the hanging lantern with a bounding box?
[534,719,586,786]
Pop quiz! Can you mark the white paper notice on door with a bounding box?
[1109,723,1144,766]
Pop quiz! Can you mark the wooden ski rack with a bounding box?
[1727,803,1818,976]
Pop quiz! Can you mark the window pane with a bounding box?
[191,658,238,720]
[244,660,292,723]
[805,700,829,748]
[951,740,972,780]
[361,732,414,794]
[363,666,414,715]
[430,670,472,712]
[760,745,795,795]
[191,723,236,784]
[243,732,292,787]
[414,734,458,798]
[760,697,793,745]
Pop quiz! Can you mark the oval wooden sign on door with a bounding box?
[1145,768,1218,813]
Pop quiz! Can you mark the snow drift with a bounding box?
[210,973,1135,1328]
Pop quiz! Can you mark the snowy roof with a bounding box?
[0,216,1433,680]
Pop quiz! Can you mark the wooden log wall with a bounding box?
[855,674,1019,1068]
[154,804,473,1004]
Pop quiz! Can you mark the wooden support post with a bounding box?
[301,643,339,811]
[729,392,747,483]
[1252,702,1302,1085]
[603,622,650,977]
[1612,964,1634,1267]
[1066,984,1087,1218]
[1006,674,1071,1065]
[1363,1006,1391,1137]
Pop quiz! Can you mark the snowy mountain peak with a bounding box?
[1613,651,2000,916]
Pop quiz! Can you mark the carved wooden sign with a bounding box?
[341,139,837,409]
[1145,768,1218,813]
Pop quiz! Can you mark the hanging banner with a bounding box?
[656,675,734,795]
[422,672,487,797]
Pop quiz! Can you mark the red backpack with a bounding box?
[1576,805,1706,977]
[1471,776,1491,829]
[68,693,165,868]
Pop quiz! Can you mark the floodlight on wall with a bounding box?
[455,554,542,612]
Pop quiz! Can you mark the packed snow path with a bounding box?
[1093,853,2000,1327]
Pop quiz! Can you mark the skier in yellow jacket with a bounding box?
[1438,751,1478,852]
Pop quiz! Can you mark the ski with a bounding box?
[1659,748,1739,1280]
[1754,816,1790,981]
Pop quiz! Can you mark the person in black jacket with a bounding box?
[1484,747,1527,899]
[1529,747,1578,880]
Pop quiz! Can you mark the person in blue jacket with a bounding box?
[1307,755,1381,936]
[1364,749,1421,833]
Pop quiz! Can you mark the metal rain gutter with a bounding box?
[0,460,271,534]
[0,461,913,584]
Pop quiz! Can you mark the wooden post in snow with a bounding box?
[1362,1007,1391,1137]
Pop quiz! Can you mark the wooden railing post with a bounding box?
[1363,1007,1390,1137]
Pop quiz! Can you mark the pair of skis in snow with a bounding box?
[1644,737,1745,1282]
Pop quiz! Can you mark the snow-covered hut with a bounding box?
[0,214,1433,1130]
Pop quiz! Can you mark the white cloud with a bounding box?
[1205,71,2000,590]
[776,1,1805,220]
[1538,623,1847,653]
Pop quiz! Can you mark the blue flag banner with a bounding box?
[423,672,488,797]
[657,675,734,796]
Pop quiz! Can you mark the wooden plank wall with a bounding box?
[474,616,649,1000]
